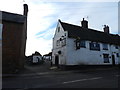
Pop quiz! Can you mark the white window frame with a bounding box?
[102,43,108,50]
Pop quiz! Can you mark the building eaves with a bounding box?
[1,11,26,23]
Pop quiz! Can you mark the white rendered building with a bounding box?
[52,19,120,67]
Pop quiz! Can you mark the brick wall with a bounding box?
[2,21,25,74]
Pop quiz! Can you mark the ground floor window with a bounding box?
[116,53,119,57]
[103,54,109,63]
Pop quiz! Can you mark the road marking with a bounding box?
[115,75,120,77]
[63,77,103,84]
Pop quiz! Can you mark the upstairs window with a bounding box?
[61,38,66,46]
[58,27,60,32]
[102,43,108,50]
[80,40,86,48]
[89,42,100,51]
[56,40,60,46]
[56,38,66,47]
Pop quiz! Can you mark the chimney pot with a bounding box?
[23,4,28,16]
[81,18,88,28]
[103,25,109,34]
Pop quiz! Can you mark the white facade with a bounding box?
[33,55,42,63]
[52,21,120,66]
[66,38,120,65]
[52,21,67,65]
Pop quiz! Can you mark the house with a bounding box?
[26,51,43,64]
[52,19,120,67]
[43,52,52,61]
[32,51,43,64]
[1,4,28,74]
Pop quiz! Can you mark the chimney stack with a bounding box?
[23,4,28,16]
[81,18,88,28]
[103,25,109,34]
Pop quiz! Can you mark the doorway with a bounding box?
[55,55,59,66]
[112,55,115,66]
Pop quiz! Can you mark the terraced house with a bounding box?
[52,19,120,67]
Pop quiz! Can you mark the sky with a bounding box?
[0,0,119,56]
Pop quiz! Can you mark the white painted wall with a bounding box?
[52,21,120,66]
[33,55,42,63]
[66,38,120,65]
[52,21,67,65]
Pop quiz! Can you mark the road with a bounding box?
[2,66,119,89]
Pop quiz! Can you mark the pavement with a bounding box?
[2,60,60,78]
[2,60,119,78]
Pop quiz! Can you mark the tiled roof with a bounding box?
[1,11,26,23]
[60,20,120,45]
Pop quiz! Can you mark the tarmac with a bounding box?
[2,60,59,78]
[2,60,119,78]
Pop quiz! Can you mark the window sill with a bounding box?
[103,49,108,50]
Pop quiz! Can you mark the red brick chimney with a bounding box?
[81,18,88,28]
[103,25,109,34]
[23,4,28,16]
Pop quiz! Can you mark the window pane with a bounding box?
[80,41,86,48]
[115,46,118,49]
[58,27,60,32]
[103,43,108,50]
[90,42,100,51]
[116,53,119,57]
[61,38,66,46]
[103,54,109,63]
[75,39,80,49]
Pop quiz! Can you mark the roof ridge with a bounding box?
[58,20,120,45]
[60,20,120,37]
[60,20,81,27]
[1,11,23,16]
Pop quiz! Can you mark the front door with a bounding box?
[55,55,59,66]
[112,55,115,66]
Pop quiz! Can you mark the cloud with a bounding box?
[26,1,118,56]
[26,37,52,56]
[31,0,119,3]
[0,0,23,14]
[0,0,118,55]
